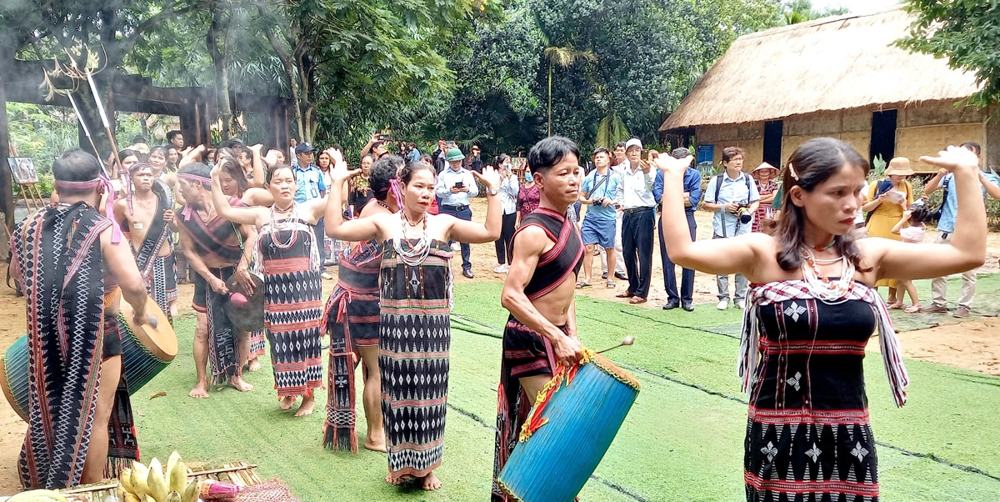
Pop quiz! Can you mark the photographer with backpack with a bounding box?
[702,147,760,309]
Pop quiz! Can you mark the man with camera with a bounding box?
[578,147,622,288]
[436,147,480,278]
[702,146,760,310]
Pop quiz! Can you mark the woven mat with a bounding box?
[236,479,299,502]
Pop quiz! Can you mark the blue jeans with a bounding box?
[440,204,472,271]
[658,212,697,304]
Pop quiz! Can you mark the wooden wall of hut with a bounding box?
[692,101,990,172]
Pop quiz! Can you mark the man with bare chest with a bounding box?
[114,163,178,322]
[176,163,257,398]
[492,137,586,501]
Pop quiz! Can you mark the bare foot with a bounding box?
[888,302,903,309]
[385,474,405,486]
[294,395,316,417]
[189,382,209,399]
[905,305,922,314]
[247,358,261,372]
[364,435,388,453]
[229,376,253,392]
[421,472,442,491]
[279,396,296,411]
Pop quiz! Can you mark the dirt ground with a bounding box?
[0,200,999,493]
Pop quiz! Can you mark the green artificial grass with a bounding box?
[130,277,1000,501]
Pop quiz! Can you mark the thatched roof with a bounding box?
[659,8,980,131]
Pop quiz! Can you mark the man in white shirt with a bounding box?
[614,138,657,304]
[435,147,480,278]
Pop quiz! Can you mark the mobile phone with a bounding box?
[454,181,465,188]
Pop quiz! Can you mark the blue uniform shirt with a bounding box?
[293,164,326,203]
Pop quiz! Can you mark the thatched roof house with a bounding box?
[659,8,995,172]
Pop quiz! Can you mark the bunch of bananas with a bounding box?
[118,451,199,502]
[7,490,69,501]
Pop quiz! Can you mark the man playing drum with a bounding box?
[176,163,257,398]
[493,137,586,501]
[114,163,178,323]
[10,150,152,488]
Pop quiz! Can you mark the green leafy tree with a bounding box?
[782,0,848,25]
[418,7,546,156]
[543,45,596,136]
[254,0,498,146]
[901,0,1000,108]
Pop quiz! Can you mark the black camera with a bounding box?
[736,204,753,225]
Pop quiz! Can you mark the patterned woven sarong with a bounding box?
[258,216,323,398]
[379,239,453,478]
[204,266,240,385]
[323,239,382,452]
[740,280,909,501]
[11,203,110,489]
[147,255,175,325]
[249,330,266,358]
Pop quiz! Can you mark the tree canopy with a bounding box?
[901,0,1000,108]
[1,0,790,157]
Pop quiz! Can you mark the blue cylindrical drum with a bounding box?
[498,351,640,502]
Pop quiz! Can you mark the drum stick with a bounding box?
[596,336,635,354]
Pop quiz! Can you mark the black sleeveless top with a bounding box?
[514,207,584,300]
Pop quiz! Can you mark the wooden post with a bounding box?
[0,49,17,260]
[986,109,1000,172]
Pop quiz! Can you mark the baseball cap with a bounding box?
[625,138,643,151]
[294,142,315,154]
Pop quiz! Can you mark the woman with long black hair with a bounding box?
[658,138,985,501]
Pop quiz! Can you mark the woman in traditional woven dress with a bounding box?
[325,160,501,491]
[210,157,332,417]
[322,154,405,454]
[657,138,985,501]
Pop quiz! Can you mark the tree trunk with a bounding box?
[547,63,553,137]
[0,50,16,260]
[208,4,234,139]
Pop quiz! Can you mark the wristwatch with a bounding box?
[487,188,499,196]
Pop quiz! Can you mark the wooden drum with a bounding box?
[1,297,176,422]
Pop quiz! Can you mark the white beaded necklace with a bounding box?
[393,211,431,266]
[801,248,855,304]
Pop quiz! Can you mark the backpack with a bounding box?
[928,176,949,225]
[712,173,753,206]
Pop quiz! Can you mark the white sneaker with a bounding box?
[735,298,746,310]
[716,299,729,310]
[493,264,507,273]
